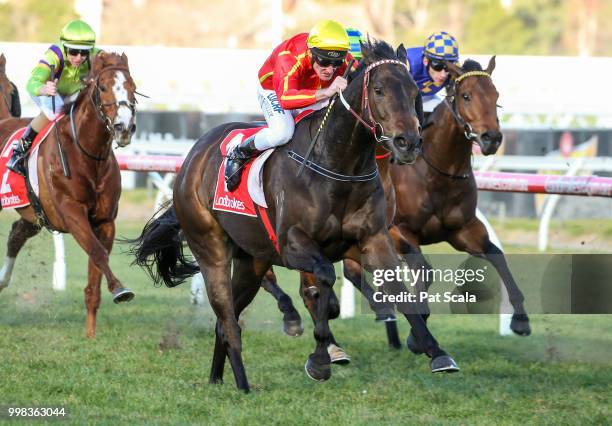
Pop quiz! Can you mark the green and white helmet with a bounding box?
[60,20,96,50]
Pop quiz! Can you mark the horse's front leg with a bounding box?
[82,220,134,338]
[283,226,335,381]
[358,232,459,373]
[448,218,531,336]
[59,203,134,304]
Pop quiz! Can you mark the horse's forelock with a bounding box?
[361,38,397,63]
[461,59,483,72]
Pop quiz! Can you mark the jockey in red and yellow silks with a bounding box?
[258,32,352,110]
[224,19,354,192]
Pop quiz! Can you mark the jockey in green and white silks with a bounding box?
[7,19,100,176]
[405,31,459,115]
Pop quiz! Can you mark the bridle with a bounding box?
[422,70,493,180]
[338,59,408,143]
[443,70,491,142]
[91,65,136,136]
[70,65,136,161]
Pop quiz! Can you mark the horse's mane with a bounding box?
[352,38,398,77]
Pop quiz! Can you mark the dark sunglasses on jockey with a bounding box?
[66,47,90,57]
[429,59,450,72]
[311,48,346,68]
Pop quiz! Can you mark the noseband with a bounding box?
[443,70,491,142]
[338,59,408,143]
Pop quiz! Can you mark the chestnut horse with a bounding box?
[264,56,531,355]
[131,40,458,392]
[0,52,137,337]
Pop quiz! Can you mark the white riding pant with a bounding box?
[253,84,329,150]
[31,92,78,121]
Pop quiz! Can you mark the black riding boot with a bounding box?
[7,126,38,176]
[224,136,260,191]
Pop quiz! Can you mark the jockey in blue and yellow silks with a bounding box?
[405,31,459,118]
[7,19,100,176]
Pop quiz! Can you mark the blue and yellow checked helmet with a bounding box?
[424,31,459,62]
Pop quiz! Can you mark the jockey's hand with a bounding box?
[40,80,58,96]
[325,76,348,98]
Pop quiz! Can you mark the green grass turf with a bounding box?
[0,206,610,425]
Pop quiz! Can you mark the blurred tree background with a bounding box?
[0,0,609,56]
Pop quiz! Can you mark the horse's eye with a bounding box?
[374,86,382,95]
[462,93,470,101]
[99,85,107,92]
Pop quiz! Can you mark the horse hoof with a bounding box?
[406,332,425,355]
[283,319,304,337]
[511,314,531,336]
[113,288,135,304]
[304,357,331,382]
[375,313,396,322]
[328,344,351,365]
[431,355,460,373]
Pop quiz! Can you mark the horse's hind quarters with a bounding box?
[112,287,135,303]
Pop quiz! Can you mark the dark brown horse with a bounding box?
[0,54,19,119]
[131,40,459,392]
[264,56,531,354]
[0,52,137,337]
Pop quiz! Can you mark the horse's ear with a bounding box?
[446,61,463,79]
[91,51,106,73]
[396,44,407,65]
[0,54,5,67]
[121,52,129,66]
[486,55,496,75]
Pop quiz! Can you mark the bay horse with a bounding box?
[0,52,137,338]
[131,40,459,392]
[263,56,531,355]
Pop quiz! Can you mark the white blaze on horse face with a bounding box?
[112,71,133,128]
[0,256,16,289]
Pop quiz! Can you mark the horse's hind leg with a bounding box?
[209,256,267,387]
[261,267,303,336]
[0,218,40,292]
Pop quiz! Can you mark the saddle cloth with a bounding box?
[0,117,63,209]
[213,110,314,217]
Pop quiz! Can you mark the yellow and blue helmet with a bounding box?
[424,31,459,62]
[60,19,96,50]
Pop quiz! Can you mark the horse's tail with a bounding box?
[128,202,200,287]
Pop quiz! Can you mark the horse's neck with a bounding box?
[72,95,112,158]
[308,82,377,176]
[422,105,473,175]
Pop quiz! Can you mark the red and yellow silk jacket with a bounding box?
[258,33,354,110]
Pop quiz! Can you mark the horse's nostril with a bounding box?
[129,124,136,134]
